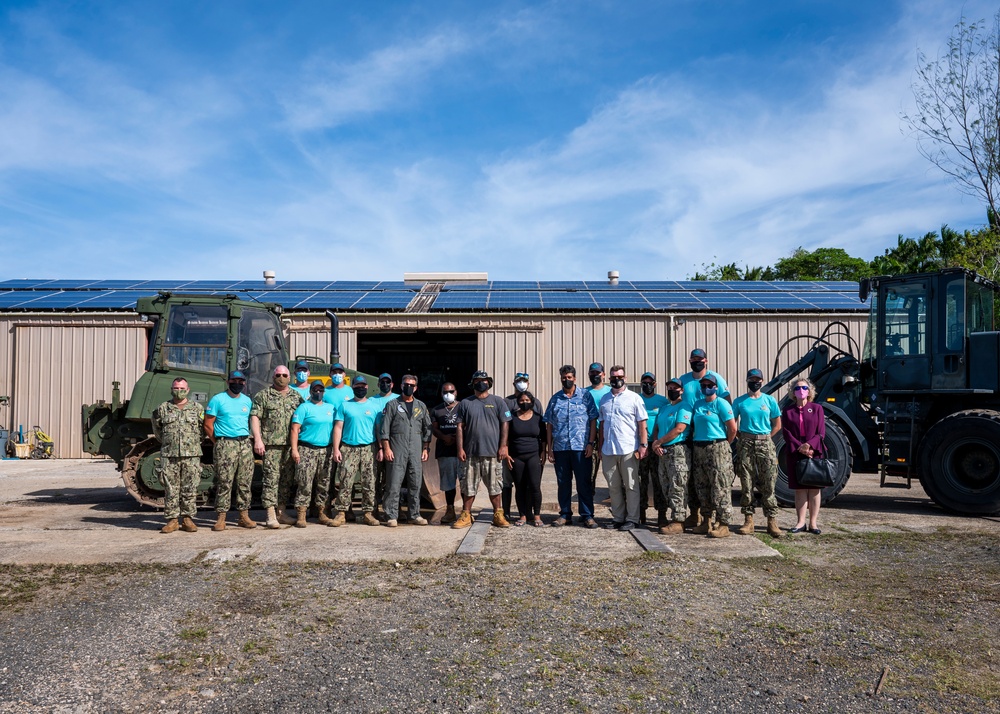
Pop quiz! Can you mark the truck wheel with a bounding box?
[918,410,1000,516]
[121,438,165,509]
[772,418,853,506]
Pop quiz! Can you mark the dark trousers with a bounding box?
[554,450,595,520]
[511,452,543,518]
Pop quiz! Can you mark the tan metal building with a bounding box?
[1,307,867,458]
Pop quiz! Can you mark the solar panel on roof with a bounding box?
[748,295,811,309]
[488,292,542,309]
[629,281,683,290]
[696,295,758,308]
[441,283,491,291]
[83,280,144,289]
[352,293,414,309]
[724,281,781,291]
[68,291,157,309]
[811,281,859,291]
[538,281,588,290]
[491,281,540,290]
[179,281,243,290]
[676,281,733,290]
[326,281,381,290]
[35,280,98,289]
[644,295,708,309]
[800,294,867,309]
[243,291,317,308]
[295,292,368,308]
[541,293,597,308]
[132,281,194,290]
[431,292,489,309]
[6,291,86,308]
[373,281,412,290]
[591,293,653,309]
[0,292,42,307]
[769,281,826,291]
[0,279,58,289]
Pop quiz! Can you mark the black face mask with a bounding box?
[378,379,392,393]
[640,382,655,396]
[747,381,763,393]
[353,386,368,398]
[561,378,575,391]
[690,361,706,372]
[310,389,325,402]
[473,381,489,393]
[610,377,625,389]
[667,388,682,401]
[229,382,245,394]
[518,402,532,412]
[401,383,416,397]
[589,373,602,386]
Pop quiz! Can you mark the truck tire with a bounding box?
[772,418,853,507]
[918,410,1000,516]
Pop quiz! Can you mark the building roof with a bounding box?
[0,278,868,313]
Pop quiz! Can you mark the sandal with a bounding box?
[532,519,545,528]
[514,517,526,527]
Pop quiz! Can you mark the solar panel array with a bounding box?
[0,278,867,312]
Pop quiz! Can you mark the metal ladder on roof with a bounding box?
[404,282,443,313]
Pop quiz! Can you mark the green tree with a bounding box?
[773,247,872,281]
[902,12,1000,226]
[870,224,1000,280]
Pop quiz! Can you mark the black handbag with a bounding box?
[795,457,837,488]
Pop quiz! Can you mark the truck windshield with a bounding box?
[163,305,228,374]
[883,283,927,357]
[967,279,996,334]
[236,309,288,395]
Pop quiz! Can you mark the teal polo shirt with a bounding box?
[732,393,781,435]
[205,393,252,438]
[654,402,692,446]
[336,399,379,445]
[691,397,735,442]
[641,393,669,438]
[324,385,354,406]
[292,401,336,447]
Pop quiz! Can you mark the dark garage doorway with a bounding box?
[356,330,478,403]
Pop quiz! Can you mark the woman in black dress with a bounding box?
[506,391,547,526]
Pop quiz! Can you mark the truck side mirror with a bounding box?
[859,278,870,303]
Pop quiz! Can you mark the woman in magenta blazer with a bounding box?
[781,378,825,534]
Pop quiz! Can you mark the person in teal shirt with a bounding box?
[204,371,255,531]
[329,375,381,526]
[731,368,783,538]
[680,348,731,409]
[651,378,693,534]
[638,372,670,527]
[584,362,611,489]
[690,373,737,539]
[289,383,337,527]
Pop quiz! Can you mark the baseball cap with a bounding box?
[329,362,346,373]
[353,374,368,385]
[472,370,491,380]
[690,349,707,359]
[747,368,764,379]
[228,370,246,380]
[641,372,656,381]
[294,359,309,370]
[514,372,529,380]
[588,362,604,372]
[378,372,392,380]
[664,377,683,387]
[699,373,718,386]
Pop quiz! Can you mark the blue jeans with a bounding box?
[553,450,594,519]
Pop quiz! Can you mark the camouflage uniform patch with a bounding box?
[657,443,691,522]
[251,387,303,508]
[151,400,204,520]
[736,436,779,517]
[295,444,331,508]
[461,456,503,497]
[638,450,665,512]
[213,437,254,512]
[333,444,377,513]
[691,440,734,525]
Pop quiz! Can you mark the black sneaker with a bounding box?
[604,521,624,530]
[619,521,636,532]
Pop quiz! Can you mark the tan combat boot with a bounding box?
[277,509,297,526]
[766,517,783,538]
[161,518,179,534]
[238,511,257,529]
[264,507,280,530]
[492,507,511,528]
[180,516,198,533]
[708,522,732,538]
[692,512,712,535]
[682,510,702,531]
[212,512,227,532]
[363,512,380,526]
[660,521,684,535]
[328,511,346,527]
[737,515,755,536]
[317,509,334,526]
[452,510,473,529]
[294,506,308,528]
[441,505,457,524]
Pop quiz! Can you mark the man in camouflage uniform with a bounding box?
[732,369,783,538]
[689,373,737,538]
[251,365,304,529]
[651,378,692,535]
[205,370,256,531]
[152,377,204,534]
[330,375,381,526]
[380,374,432,528]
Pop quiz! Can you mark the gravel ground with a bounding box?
[0,529,997,713]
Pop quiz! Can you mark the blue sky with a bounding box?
[0,0,994,281]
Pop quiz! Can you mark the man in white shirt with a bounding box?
[597,365,649,531]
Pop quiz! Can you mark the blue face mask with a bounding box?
[701,386,717,397]
[295,371,308,383]
[331,373,345,385]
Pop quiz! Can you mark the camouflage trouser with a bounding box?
[213,438,254,513]
[691,440,734,525]
[736,436,779,517]
[462,456,503,497]
[638,450,665,512]
[333,444,377,513]
[657,443,691,522]
[295,445,331,509]
[261,445,296,509]
[160,455,200,520]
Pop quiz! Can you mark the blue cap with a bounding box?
[228,370,246,380]
[588,362,604,372]
[690,348,707,359]
[353,374,368,384]
[747,368,764,379]
[378,373,392,380]
[294,359,309,370]
[641,372,655,381]
[329,363,346,373]
[665,377,682,387]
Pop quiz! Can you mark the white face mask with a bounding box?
[442,392,456,404]
[514,381,528,393]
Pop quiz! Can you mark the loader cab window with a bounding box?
[967,279,995,335]
[883,283,927,357]
[236,309,288,396]
[944,278,965,351]
[163,305,228,374]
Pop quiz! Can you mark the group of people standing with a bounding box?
[151,350,829,536]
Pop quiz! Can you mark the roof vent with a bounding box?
[263,270,276,287]
[608,270,620,286]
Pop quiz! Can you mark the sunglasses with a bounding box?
[794,385,810,392]
[443,389,456,393]
[515,373,529,379]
